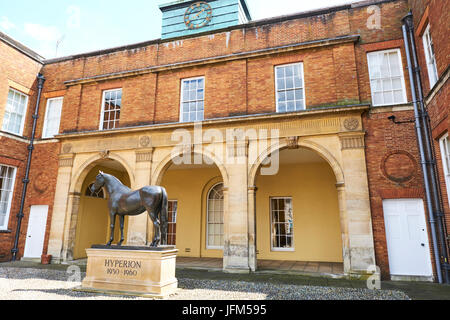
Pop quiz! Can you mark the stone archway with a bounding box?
[67,157,133,260]
[247,138,351,274]
[151,150,229,259]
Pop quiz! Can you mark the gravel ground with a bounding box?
[0,267,410,300]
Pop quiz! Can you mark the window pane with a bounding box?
[271,198,294,249]
[367,51,406,106]
[295,100,304,110]
[286,90,295,101]
[383,91,394,104]
[276,67,284,79]
[382,79,392,91]
[207,184,224,248]
[286,77,294,89]
[389,53,401,77]
[277,92,286,102]
[101,90,122,130]
[393,90,404,103]
[181,78,205,122]
[3,89,28,135]
[285,66,293,77]
[275,63,305,112]
[0,165,15,229]
[287,101,295,112]
[294,89,303,100]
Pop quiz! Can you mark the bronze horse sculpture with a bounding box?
[90,171,168,247]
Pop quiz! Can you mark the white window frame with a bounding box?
[367,49,408,107]
[167,200,178,246]
[180,76,205,123]
[275,62,306,113]
[270,197,295,252]
[0,164,17,230]
[206,183,224,250]
[99,88,122,130]
[422,24,439,89]
[238,1,248,24]
[439,133,450,207]
[2,88,29,136]
[42,97,63,139]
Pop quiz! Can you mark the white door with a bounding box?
[383,199,433,277]
[23,205,49,258]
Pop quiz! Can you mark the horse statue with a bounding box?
[90,171,168,247]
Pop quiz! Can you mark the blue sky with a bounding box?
[0,0,355,59]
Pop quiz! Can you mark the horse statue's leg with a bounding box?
[107,213,116,246]
[148,211,161,247]
[118,215,125,246]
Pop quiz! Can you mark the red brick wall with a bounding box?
[409,0,450,265]
[362,108,436,280]
[0,38,43,261]
[40,1,409,133]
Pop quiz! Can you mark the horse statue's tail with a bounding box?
[159,187,169,245]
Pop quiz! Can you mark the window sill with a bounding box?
[271,248,295,252]
[0,229,12,234]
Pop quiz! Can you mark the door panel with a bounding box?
[383,199,433,277]
[24,205,49,258]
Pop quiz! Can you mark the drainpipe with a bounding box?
[11,73,46,261]
[402,13,448,284]
[403,12,450,284]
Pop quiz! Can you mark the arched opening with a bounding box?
[157,152,226,259]
[73,159,131,259]
[254,147,343,273]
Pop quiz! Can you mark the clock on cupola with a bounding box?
[159,0,252,40]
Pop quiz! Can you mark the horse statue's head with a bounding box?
[90,171,106,194]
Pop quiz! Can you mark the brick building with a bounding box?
[0,0,448,282]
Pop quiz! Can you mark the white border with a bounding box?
[42,97,63,139]
[99,88,122,130]
[206,182,224,250]
[439,133,450,207]
[269,196,295,252]
[3,88,29,136]
[180,76,205,123]
[0,164,17,230]
[274,62,306,113]
[367,48,408,107]
[422,24,438,89]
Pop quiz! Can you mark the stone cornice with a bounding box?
[63,35,360,87]
[55,104,369,141]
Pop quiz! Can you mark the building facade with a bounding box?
[0,0,448,282]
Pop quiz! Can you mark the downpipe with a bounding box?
[11,73,46,261]
[402,13,448,284]
[404,13,450,284]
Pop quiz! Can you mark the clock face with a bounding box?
[184,2,213,30]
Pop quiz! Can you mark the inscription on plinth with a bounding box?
[79,246,178,298]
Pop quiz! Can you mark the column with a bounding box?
[223,140,250,273]
[247,186,257,272]
[126,149,153,246]
[339,131,378,279]
[47,154,74,263]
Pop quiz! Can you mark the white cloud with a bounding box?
[24,23,62,42]
[0,16,15,31]
[23,23,65,58]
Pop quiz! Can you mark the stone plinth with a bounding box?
[78,246,178,298]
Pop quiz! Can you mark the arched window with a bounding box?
[85,183,105,199]
[206,183,224,249]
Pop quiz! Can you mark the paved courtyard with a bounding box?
[0,261,449,300]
